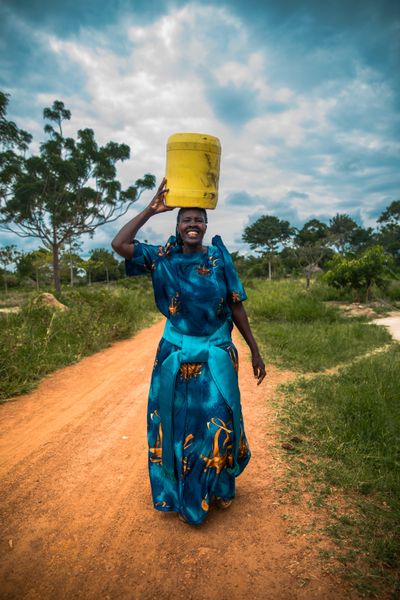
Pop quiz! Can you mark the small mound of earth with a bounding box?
[31,292,68,311]
[327,302,381,318]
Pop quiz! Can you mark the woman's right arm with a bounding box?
[111,177,171,259]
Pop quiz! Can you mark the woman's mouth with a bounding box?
[186,230,200,238]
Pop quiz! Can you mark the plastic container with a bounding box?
[165,133,221,209]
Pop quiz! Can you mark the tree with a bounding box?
[377,200,400,266]
[0,95,155,292]
[329,213,359,254]
[60,238,83,286]
[16,248,53,289]
[348,226,375,253]
[0,92,32,212]
[323,245,393,301]
[293,219,330,288]
[0,244,20,293]
[89,248,120,284]
[242,215,294,279]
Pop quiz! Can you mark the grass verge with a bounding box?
[277,346,400,597]
[0,278,158,401]
[248,280,391,371]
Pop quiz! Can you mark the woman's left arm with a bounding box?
[229,300,266,385]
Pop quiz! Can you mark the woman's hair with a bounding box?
[175,207,208,245]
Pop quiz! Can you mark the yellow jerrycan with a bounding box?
[165,133,221,209]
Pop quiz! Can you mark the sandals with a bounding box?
[214,497,233,509]
[177,497,233,522]
[178,513,188,523]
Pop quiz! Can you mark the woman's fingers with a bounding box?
[257,365,266,385]
[252,357,266,385]
[157,177,167,194]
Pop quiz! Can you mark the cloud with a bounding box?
[1,1,400,256]
[225,191,265,206]
[287,190,309,199]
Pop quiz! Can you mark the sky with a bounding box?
[1,0,400,256]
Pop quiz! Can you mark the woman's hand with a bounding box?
[148,177,174,214]
[252,352,266,385]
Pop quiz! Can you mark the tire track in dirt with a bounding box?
[0,320,359,600]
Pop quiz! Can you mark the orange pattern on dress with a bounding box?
[180,363,203,379]
[226,345,238,373]
[182,433,194,477]
[149,413,163,464]
[197,264,211,276]
[168,292,180,315]
[200,418,233,475]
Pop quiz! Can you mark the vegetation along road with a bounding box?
[0,318,366,600]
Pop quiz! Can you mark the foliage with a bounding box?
[328,213,359,253]
[0,94,156,292]
[16,248,53,288]
[323,245,393,301]
[0,280,157,400]
[377,199,400,265]
[0,244,20,293]
[87,248,120,283]
[279,346,400,595]
[293,219,331,288]
[242,215,294,279]
[247,280,391,371]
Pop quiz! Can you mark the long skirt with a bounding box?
[147,336,251,525]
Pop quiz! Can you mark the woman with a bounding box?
[112,178,266,525]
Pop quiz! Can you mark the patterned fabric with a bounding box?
[125,234,250,525]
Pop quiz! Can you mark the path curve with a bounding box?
[0,320,359,600]
[373,311,400,341]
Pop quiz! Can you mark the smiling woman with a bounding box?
[112,177,265,525]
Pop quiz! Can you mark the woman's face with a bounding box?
[177,209,207,247]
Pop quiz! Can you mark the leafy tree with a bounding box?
[329,213,359,253]
[377,200,400,266]
[89,248,120,284]
[0,244,20,293]
[292,219,331,288]
[323,245,392,301]
[242,215,294,279]
[348,225,375,253]
[0,92,32,205]
[16,248,53,289]
[0,95,155,292]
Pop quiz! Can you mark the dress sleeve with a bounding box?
[125,240,159,276]
[212,235,247,303]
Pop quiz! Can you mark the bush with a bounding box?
[0,282,157,400]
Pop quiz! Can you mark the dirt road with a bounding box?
[0,320,357,600]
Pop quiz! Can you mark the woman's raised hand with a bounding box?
[148,177,174,214]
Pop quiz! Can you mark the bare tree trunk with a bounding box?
[268,259,272,280]
[51,222,61,293]
[52,240,61,294]
[69,239,74,287]
[106,267,109,285]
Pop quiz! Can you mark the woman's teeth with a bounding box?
[187,231,199,237]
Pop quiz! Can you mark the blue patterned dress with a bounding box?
[125,234,251,525]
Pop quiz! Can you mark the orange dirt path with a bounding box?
[0,320,358,600]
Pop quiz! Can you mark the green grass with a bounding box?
[278,346,400,596]
[247,279,400,596]
[0,278,158,400]
[247,280,391,371]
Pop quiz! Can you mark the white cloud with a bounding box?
[2,2,399,255]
